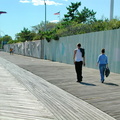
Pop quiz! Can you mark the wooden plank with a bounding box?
[0,65,54,120]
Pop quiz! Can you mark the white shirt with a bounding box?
[75,48,83,62]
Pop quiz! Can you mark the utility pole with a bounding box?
[110,0,114,20]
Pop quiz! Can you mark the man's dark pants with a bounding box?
[75,61,83,82]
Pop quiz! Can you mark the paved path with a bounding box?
[0,51,120,119]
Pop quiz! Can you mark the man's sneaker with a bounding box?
[76,80,82,83]
[101,80,104,83]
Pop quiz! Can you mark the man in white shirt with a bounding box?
[73,43,85,83]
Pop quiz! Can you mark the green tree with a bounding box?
[2,35,12,42]
[32,21,59,41]
[15,27,36,42]
[32,21,46,33]
[32,21,57,33]
[76,7,96,23]
[63,2,96,23]
[64,2,81,22]
[33,30,45,40]
[0,35,12,48]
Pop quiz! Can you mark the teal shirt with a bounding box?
[97,54,108,64]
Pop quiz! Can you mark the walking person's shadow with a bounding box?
[79,82,96,86]
[104,82,119,86]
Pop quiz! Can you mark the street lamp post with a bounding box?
[44,0,46,31]
[41,1,46,59]
[0,11,7,49]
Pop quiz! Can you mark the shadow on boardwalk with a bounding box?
[79,82,96,86]
[104,82,119,86]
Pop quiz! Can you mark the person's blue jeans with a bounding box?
[99,64,106,82]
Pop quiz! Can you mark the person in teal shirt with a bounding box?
[97,48,108,83]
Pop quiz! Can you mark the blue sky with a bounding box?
[0,0,120,39]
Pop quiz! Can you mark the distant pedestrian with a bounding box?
[97,48,108,83]
[10,48,13,55]
[73,43,85,83]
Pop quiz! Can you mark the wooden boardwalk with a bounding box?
[0,52,120,119]
[0,64,54,120]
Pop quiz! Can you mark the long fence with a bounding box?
[4,29,120,74]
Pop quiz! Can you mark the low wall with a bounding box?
[4,40,43,58]
[4,29,120,74]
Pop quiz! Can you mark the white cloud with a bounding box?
[50,20,59,23]
[46,1,63,6]
[32,0,43,5]
[20,0,30,3]
[20,0,63,6]
[33,0,63,6]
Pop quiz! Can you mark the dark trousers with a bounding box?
[75,61,83,81]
